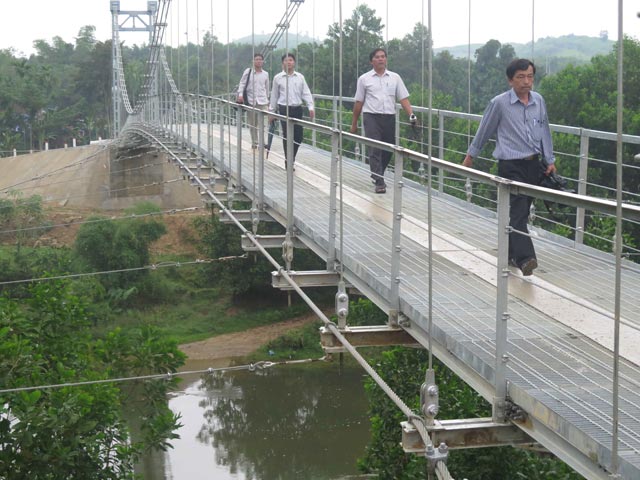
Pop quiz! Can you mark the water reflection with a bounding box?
[164,363,371,480]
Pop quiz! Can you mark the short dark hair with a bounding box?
[369,48,387,62]
[254,53,264,60]
[281,53,296,62]
[506,58,536,79]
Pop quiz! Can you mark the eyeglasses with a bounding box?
[514,74,535,80]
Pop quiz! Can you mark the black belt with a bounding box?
[521,154,539,161]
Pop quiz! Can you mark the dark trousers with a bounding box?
[278,105,303,161]
[498,158,540,265]
[363,113,395,186]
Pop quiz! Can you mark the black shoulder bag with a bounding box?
[241,68,251,105]
[538,159,574,218]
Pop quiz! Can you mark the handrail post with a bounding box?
[389,148,405,326]
[186,95,192,150]
[257,110,266,210]
[438,111,445,192]
[236,105,243,191]
[395,103,401,147]
[327,129,339,270]
[575,131,589,245]
[220,103,226,175]
[206,98,213,165]
[196,94,202,155]
[283,116,296,275]
[180,95,186,145]
[286,117,295,231]
[493,181,511,423]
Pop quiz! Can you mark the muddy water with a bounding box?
[158,359,373,480]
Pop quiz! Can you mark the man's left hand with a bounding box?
[545,163,557,175]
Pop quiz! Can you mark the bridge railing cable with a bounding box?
[126,63,640,480]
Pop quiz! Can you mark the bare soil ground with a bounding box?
[178,313,318,360]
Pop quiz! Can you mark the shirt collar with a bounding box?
[509,88,536,106]
[370,68,389,77]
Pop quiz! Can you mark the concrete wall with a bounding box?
[0,144,202,210]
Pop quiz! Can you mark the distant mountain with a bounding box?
[233,33,318,49]
[435,34,614,65]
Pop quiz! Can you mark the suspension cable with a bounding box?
[0,357,328,395]
[0,256,244,287]
[425,0,434,372]
[338,0,345,282]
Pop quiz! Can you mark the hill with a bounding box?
[233,33,318,50]
[435,34,614,69]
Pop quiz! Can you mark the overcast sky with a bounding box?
[1,0,638,57]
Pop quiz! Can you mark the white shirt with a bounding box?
[269,71,314,112]
[354,69,410,115]
[237,69,270,106]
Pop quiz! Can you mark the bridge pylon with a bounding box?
[110,1,158,138]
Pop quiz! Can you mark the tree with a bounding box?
[471,40,517,112]
[0,280,185,479]
[73,202,167,291]
[322,4,385,96]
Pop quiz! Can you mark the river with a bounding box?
[148,359,373,479]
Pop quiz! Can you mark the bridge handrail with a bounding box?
[223,97,640,223]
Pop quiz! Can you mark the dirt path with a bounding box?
[178,313,319,360]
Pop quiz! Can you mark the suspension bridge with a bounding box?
[17,0,640,478]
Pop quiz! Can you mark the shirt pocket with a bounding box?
[530,118,545,142]
[384,84,396,97]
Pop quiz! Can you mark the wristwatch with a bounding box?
[409,114,417,122]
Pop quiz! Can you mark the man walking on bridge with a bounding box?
[350,48,417,194]
[237,53,270,149]
[463,58,557,276]
[269,53,315,168]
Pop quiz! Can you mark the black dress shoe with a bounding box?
[519,257,538,276]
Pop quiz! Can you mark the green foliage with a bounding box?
[0,280,185,478]
[192,212,324,297]
[356,343,583,479]
[0,191,47,253]
[73,202,166,292]
[582,215,637,254]
[347,297,388,326]
[262,320,324,360]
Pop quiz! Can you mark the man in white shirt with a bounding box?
[269,53,315,166]
[350,48,416,194]
[237,53,270,148]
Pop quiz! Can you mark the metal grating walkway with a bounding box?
[132,122,640,479]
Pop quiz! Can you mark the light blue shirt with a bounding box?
[468,88,555,164]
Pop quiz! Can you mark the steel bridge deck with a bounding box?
[131,123,640,479]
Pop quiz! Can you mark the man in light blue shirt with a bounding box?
[463,58,557,276]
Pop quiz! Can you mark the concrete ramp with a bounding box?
[0,144,201,210]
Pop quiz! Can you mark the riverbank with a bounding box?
[178,313,319,360]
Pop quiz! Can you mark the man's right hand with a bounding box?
[349,124,357,134]
[462,155,473,168]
